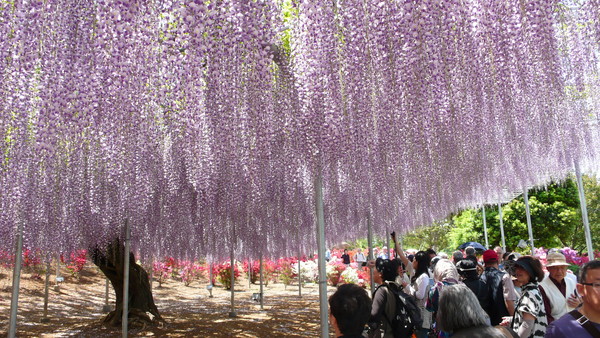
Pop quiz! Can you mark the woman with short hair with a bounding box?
[504,256,548,338]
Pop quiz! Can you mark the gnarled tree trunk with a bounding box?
[91,238,163,329]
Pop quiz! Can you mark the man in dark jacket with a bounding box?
[480,250,517,326]
[457,259,489,310]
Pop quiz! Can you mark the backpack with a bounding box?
[377,283,423,338]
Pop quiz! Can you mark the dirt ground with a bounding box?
[0,266,336,337]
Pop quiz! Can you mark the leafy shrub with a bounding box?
[215,261,241,289]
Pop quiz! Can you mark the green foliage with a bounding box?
[344,175,600,256]
[571,175,600,252]
[500,179,579,250]
[448,209,487,250]
[401,221,452,253]
[346,237,385,251]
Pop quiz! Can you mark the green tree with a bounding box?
[401,220,452,252]
[448,179,580,252]
[571,175,600,252]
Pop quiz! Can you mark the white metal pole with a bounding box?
[208,262,214,298]
[386,228,391,259]
[575,161,594,256]
[229,238,236,317]
[367,213,374,295]
[42,257,51,322]
[248,260,252,288]
[103,277,111,312]
[259,255,264,310]
[314,171,328,338]
[498,203,506,252]
[149,256,153,294]
[122,219,131,338]
[482,206,489,249]
[297,227,302,298]
[298,254,302,298]
[523,189,535,255]
[55,252,61,291]
[8,221,24,338]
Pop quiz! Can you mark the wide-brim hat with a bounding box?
[546,252,570,267]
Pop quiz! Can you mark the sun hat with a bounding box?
[545,252,570,267]
[482,249,498,264]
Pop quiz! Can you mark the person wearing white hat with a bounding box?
[539,251,581,324]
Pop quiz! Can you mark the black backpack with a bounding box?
[377,283,423,338]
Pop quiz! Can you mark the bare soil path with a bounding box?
[0,266,335,337]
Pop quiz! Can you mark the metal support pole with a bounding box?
[248,260,252,288]
[482,206,489,249]
[314,171,328,338]
[54,252,61,291]
[575,161,594,256]
[298,255,302,298]
[103,277,111,312]
[122,219,131,338]
[42,258,51,322]
[523,189,535,255]
[8,221,24,338]
[367,213,374,295]
[498,203,506,253]
[149,256,153,294]
[259,255,264,310]
[229,241,237,317]
[386,228,391,259]
[297,227,302,298]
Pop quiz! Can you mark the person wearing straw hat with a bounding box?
[545,260,600,338]
[539,251,581,324]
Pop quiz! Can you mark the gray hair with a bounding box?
[439,252,449,259]
[433,259,460,282]
[437,284,489,333]
[452,251,464,263]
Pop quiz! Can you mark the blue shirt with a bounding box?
[545,311,600,338]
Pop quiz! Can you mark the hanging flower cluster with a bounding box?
[0,0,599,263]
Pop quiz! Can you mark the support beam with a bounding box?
[298,254,302,298]
[297,227,302,298]
[103,277,111,312]
[259,255,264,310]
[482,206,489,249]
[314,171,328,338]
[121,219,131,338]
[386,228,391,259]
[8,221,24,338]
[523,189,535,255]
[248,260,252,288]
[498,203,506,253]
[367,213,374,295]
[229,230,237,317]
[54,252,61,291]
[42,258,51,322]
[575,161,594,256]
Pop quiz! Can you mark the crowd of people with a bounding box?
[327,234,600,338]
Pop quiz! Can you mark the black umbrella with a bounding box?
[458,241,487,251]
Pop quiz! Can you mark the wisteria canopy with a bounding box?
[1,0,600,261]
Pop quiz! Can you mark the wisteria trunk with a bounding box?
[91,239,163,328]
